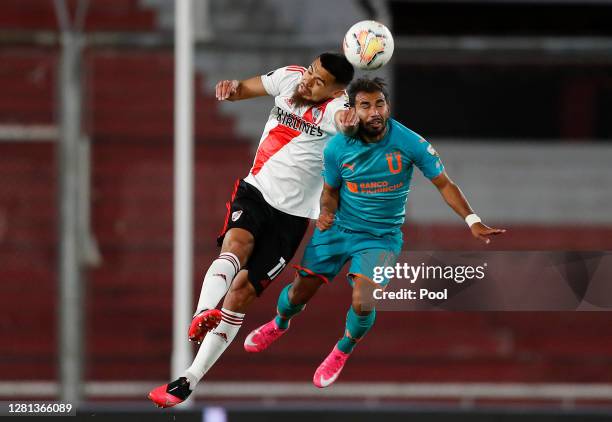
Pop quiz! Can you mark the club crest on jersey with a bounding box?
[311,106,324,125]
[386,151,402,174]
[232,210,243,222]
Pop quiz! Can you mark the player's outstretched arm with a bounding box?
[215,76,268,102]
[430,171,506,244]
[316,183,339,232]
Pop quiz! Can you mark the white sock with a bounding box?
[184,308,245,387]
[195,252,240,315]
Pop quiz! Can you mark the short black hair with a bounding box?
[347,77,389,107]
[318,52,354,86]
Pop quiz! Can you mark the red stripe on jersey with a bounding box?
[251,124,301,175]
[320,98,335,112]
[302,98,333,124]
[250,97,334,176]
[302,106,314,123]
[218,179,240,238]
[286,65,306,73]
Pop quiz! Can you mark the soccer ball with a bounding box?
[342,20,394,70]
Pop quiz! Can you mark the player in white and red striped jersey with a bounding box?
[149,52,356,408]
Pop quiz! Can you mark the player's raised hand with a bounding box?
[471,222,506,244]
[215,79,240,101]
[316,212,335,232]
[336,107,359,135]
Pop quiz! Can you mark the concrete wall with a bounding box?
[408,141,612,224]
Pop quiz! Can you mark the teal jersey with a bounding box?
[323,118,444,237]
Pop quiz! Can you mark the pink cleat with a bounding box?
[313,345,350,388]
[244,319,288,353]
[188,309,222,344]
[148,377,192,408]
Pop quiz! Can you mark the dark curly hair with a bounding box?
[347,77,389,107]
[318,52,354,86]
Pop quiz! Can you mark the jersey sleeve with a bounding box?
[324,94,349,125]
[323,136,343,188]
[260,66,305,97]
[412,138,444,180]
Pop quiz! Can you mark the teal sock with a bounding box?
[337,307,376,354]
[274,283,305,329]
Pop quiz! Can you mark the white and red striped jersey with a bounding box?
[243,65,348,219]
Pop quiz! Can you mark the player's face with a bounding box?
[295,58,343,104]
[354,91,390,137]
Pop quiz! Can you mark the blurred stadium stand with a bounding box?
[0,0,611,418]
[0,0,156,31]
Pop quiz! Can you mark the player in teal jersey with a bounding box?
[244,77,505,387]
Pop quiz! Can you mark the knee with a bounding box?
[224,231,253,249]
[351,278,376,315]
[351,289,367,314]
[222,228,254,265]
[352,291,377,315]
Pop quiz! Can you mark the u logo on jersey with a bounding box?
[386,151,402,174]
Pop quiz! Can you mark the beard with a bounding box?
[359,117,387,138]
[290,85,317,108]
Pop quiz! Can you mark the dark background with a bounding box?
[390,0,612,140]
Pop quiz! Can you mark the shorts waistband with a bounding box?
[334,223,402,240]
[335,225,357,234]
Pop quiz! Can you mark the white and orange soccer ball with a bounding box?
[342,20,394,70]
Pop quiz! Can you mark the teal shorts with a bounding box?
[296,224,402,287]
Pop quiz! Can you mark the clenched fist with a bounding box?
[316,212,335,232]
[336,107,359,135]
